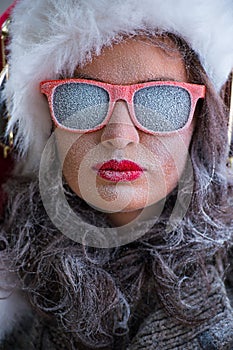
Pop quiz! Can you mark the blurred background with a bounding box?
[0,0,14,14]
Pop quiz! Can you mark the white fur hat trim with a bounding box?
[4,0,233,172]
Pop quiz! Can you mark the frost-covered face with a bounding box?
[55,37,195,226]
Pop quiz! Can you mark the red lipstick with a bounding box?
[96,160,144,182]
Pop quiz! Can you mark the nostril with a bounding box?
[101,123,140,149]
[101,137,136,149]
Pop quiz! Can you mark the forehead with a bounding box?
[75,36,187,84]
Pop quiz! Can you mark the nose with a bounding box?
[101,101,140,149]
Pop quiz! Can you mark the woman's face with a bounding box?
[56,38,194,226]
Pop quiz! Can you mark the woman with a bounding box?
[0,0,233,349]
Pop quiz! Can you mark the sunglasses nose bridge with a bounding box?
[101,86,139,148]
[112,85,131,103]
[109,85,135,126]
[111,86,134,123]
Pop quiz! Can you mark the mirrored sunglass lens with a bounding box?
[133,85,191,132]
[53,83,109,130]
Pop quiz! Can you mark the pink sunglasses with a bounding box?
[40,78,206,135]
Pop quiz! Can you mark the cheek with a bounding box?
[63,149,85,197]
[142,126,194,191]
[56,130,101,196]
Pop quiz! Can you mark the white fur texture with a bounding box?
[0,289,30,340]
[4,0,233,172]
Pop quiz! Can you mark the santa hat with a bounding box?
[3,0,233,172]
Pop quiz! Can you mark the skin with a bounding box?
[55,38,195,226]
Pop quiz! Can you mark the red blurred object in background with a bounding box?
[0,2,17,217]
[0,2,16,66]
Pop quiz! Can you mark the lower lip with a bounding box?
[96,160,144,182]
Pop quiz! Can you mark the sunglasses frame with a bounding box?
[40,78,206,135]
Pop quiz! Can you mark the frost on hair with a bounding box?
[0,33,232,349]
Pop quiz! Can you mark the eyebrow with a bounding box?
[72,72,177,84]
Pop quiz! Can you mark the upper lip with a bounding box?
[94,159,144,172]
